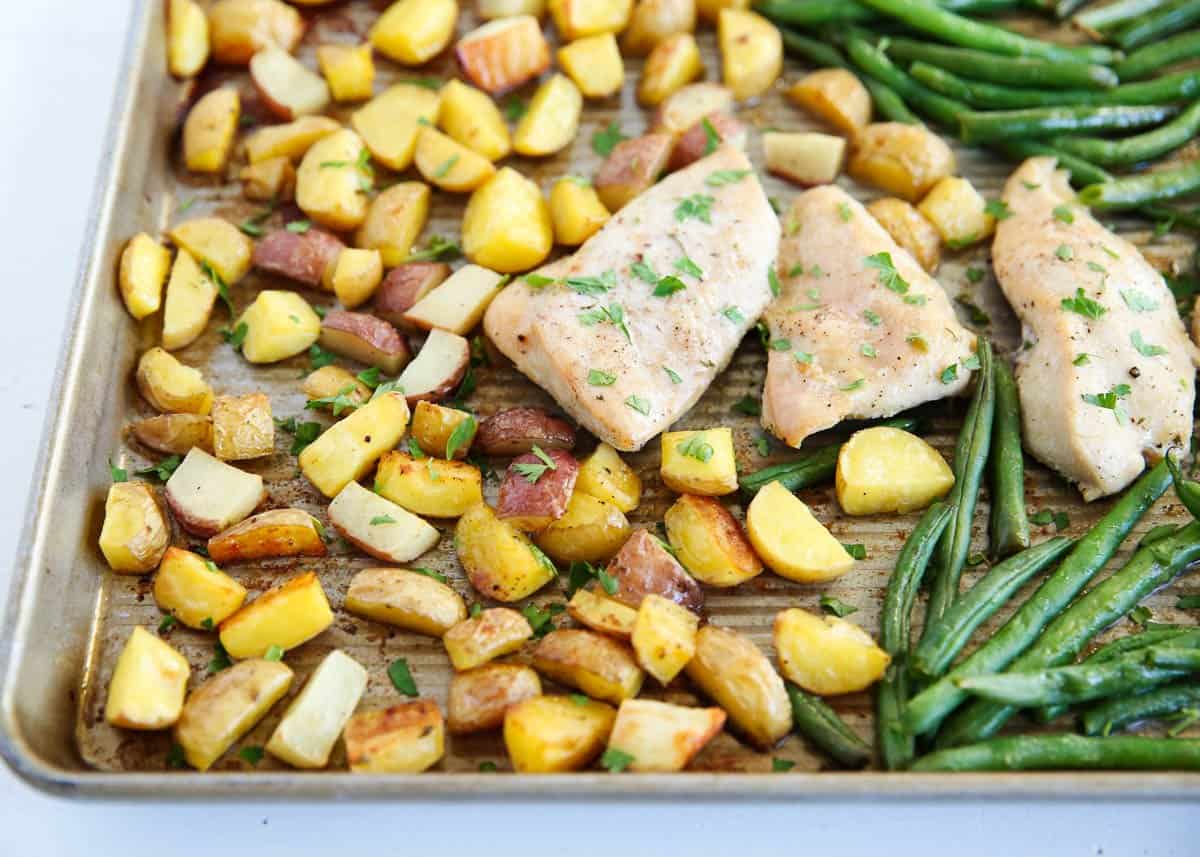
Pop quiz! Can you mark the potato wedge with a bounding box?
[917,175,996,249]
[236,290,322,364]
[241,156,297,202]
[411,401,475,459]
[207,508,326,564]
[848,122,957,202]
[594,133,674,212]
[535,491,631,564]
[99,481,168,574]
[210,392,273,461]
[351,83,441,172]
[118,233,171,321]
[415,126,497,193]
[549,177,610,246]
[660,427,738,496]
[448,664,542,734]
[548,0,633,40]
[497,448,579,531]
[532,629,644,704]
[183,88,240,174]
[566,588,637,638]
[476,407,575,456]
[395,329,471,404]
[558,34,624,99]
[164,448,265,537]
[131,413,213,455]
[866,197,942,274]
[370,0,458,65]
[319,310,411,374]
[718,9,782,101]
[638,33,703,107]
[174,659,293,770]
[302,365,371,409]
[836,426,955,516]
[663,494,762,587]
[243,115,340,164]
[296,128,371,231]
[774,608,890,696]
[462,167,553,272]
[250,45,330,121]
[105,626,190,730]
[605,528,703,612]
[443,607,534,671]
[252,227,344,288]
[623,0,695,56]
[136,347,213,415]
[266,650,368,768]
[168,217,254,285]
[344,566,466,636]
[168,0,210,78]
[328,480,441,563]
[514,74,583,157]
[746,481,854,583]
[667,111,746,170]
[437,78,511,161]
[299,391,407,496]
[316,43,374,103]
[345,701,444,773]
[607,699,725,772]
[787,68,872,137]
[208,0,303,66]
[503,695,615,772]
[685,625,790,750]
[455,16,551,95]
[631,593,700,685]
[219,571,333,659]
[355,182,431,267]
[374,451,483,519]
[161,249,217,351]
[456,503,558,601]
[575,442,640,512]
[374,262,451,327]
[763,131,846,186]
[153,547,247,629]
[330,248,384,309]
[404,263,508,335]
[651,82,735,136]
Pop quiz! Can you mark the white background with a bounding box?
[0,2,1194,853]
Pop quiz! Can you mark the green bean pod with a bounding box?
[910,735,1200,772]
[903,462,1171,738]
[758,0,874,26]
[1077,0,1172,30]
[988,360,1030,559]
[844,32,970,128]
[1116,30,1200,80]
[1078,160,1200,210]
[877,658,913,771]
[1115,0,1200,51]
[885,39,1118,89]
[912,537,1074,679]
[998,141,1113,187]
[959,104,1178,145]
[1149,647,1200,669]
[1080,680,1200,735]
[1052,101,1200,167]
[1165,450,1200,520]
[786,683,871,768]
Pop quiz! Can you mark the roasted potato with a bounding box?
[684,625,790,750]
[455,503,558,601]
[623,0,696,56]
[207,0,303,66]
[497,448,580,531]
[250,44,331,121]
[455,16,551,95]
[302,365,371,409]
[162,249,218,351]
[239,155,297,202]
[503,695,615,772]
[631,594,698,685]
[476,407,576,456]
[605,528,703,612]
[355,182,431,267]
[374,262,451,327]
[370,0,458,65]
[345,701,445,773]
[697,0,749,22]
[548,177,610,246]
[639,33,704,107]
[594,133,674,212]
[99,482,168,574]
[443,607,534,670]
[153,547,247,629]
[330,247,384,309]
[168,0,210,78]
[548,0,633,40]
[298,391,410,497]
[848,122,957,202]
[374,451,484,519]
[533,629,643,704]
[836,426,955,516]
[787,68,872,136]
[514,74,583,157]
[462,167,553,272]
[328,480,441,562]
[105,626,190,730]
[118,233,171,320]
[164,448,265,537]
[606,699,725,772]
[746,481,854,583]
[316,43,374,103]
[296,128,371,231]
[344,566,466,636]
[351,83,441,173]
[918,175,996,249]
[243,115,340,164]
[575,442,640,512]
[557,34,624,99]
[866,197,942,273]
[210,392,273,461]
[319,310,411,374]
[660,427,738,496]
[396,328,472,404]
[651,82,735,136]
[168,217,254,285]
[131,413,213,455]
[448,664,542,734]
[402,263,505,334]
[763,131,846,186]
[252,226,344,288]
[236,289,322,364]
[136,347,213,415]
[174,659,294,771]
[415,125,497,192]
[663,494,762,587]
[207,508,326,563]
[478,0,547,18]
[410,401,476,459]
[183,88,239,174]
[219,571,333,659]
[774,608,890,696]
[437,78,512,162]
[668,111,746,170]
[266,650,368,768]
[566,588,637,638]
[718,9,781,101]
[535,491,631,563]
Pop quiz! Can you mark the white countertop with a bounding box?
[0,2,1193,853]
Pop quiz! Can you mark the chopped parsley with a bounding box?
[1029,509,1070,531]
[222,321,249,350]
[207,642,232,673]
[940,364,958,384]
[675,194,715,224]
[275,417,322,453]
[1055,243,1074,262]
[1081,384,1132,425]
[706,168,753,187]
[513,445,557,483]
[1052,204,1075,224]
[820,595,858,617]
[861,343,877,358]
[664,366,682,384]
[966,266,985,284]
[985,199,1012,221]
[768,268,781,297]
[445,415,477,460]
[701,117,720,155]
[1061,288,1106,320]
[1120,289,1158,313]
[238,746,265,766]
[794,350,813,364]
[285,219,311,234]
[109,460,127,483]
[842,543,867,560]
[566,561,619,597]
[1131,330,1167,357]
[674,256,704,279]
[625,395,651,416]
[309,344,337,369]
[653,275,687,297]
[404,235,462,263]
[432,155,459,179]
[503,96,527,121]
[863,309,882,326]
[588,369,617,386]
[631,260,658,284]
[837,202,853,222]
[592,121,627,156]
[772,758,796,772]
[565,270,616,297]
[720,305,745,324]
[1073,353,1092,366]
[157,615,177,634]
[305,384,360,417]
[521,602,565,638]
[264,644,284,662]
[841,378,865,392]
[136,455,182,482]
[732,395,761,416]
[369,514,396,526]
[956,296,991,325]
[578,303,631,341]
[755,436,770,456]
[677,433,715,462]
[769,338,791,351]
[601,747,635,773]
[864,252,909,295]
[238,207,273,237]
[387,658,418,696]
[410,567,449,584]
[200,261,234,315]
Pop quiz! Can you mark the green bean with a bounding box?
[1052,101,1200,167]
[1115,0,1200,50]
[910,735,1200,772]
[1117,30,1200,80]
[1149,647,1200,669]
[1081,680,1200,735]
[878,658,913,771]
[924,340,994,628]
[1077,0,1172,31]
[856,0,1117,63]
[959,104,1178,144]
[903,462,1171,738]
[1078,160,1200,210]
[786,683,871,767]
[937,519,1200,748]
[989,360,1029,559]
[864,76,923,124]
[885,39,1118,89]
[913,538,1074,679]
[998,140,1113,187]
[757,0,875,26]
[1165,449,1200,520]
[845,34,967,129]
[1081,627,1193,662]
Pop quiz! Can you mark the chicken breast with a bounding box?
[761,185,975,448]
[483,145,778,451]
[994,157,1197,501]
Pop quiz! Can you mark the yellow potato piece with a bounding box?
[514,74,583,157]
[663,493,762,587]
[410,401,475,458]
[136,347,213,415]
[566,588,637,638]
[236,289,322,364]
[162,248,218,351]
[183,88,240,173]
[866,197,942,274]
[606,699,725,773]
[456,502,557,601]
[746,481,855,583]
[532,628,644,704]
[345,701,445,773]
[374,451,483,518]
[558,33,624,98]
[344,567,467,637]
[697,0,749,23]
[211,392,274,461]
[548,0,632,40]
[534,491,631,563]
[848,122,957,202]
[370,0,458,65]
[631,594,699,685]
[549,177,610,246]
[504,695,616,772]
[638,32,704,107]
[718,9,781,101]
[168,0,210,78]
[462,167,553,273]
[351,83,441,171]
[296,128,371,230]
[575,443,640,512]
[918,176,996,249]
[266,650,367,769]
[316,43,375,102]
[773,607,891,695]
[219,571,333,659]
[118,233,171,320]
[355,182,431,267]
[660,427,738,496]
[331,247,383,309]
[437,79,511,162]
[443,607,534,671]
[622,0,696,56]
[244,115,341,164]
[836,426,955,516]
[153,547,247,629]
[787,68,872,137]
[168,217,254,285]
[105,627,190,730]
[100,482,169,574]
[414,126,497,192]
[299,392,410,497]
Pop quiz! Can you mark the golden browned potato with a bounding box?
[549,177,610,246]
[298,391,409,497]
[352,83,441,171]
[622,0,695,56]
[136,347,213,415]
[763,131,846,187]
[330,247,384,309]
[99,481,169,574]
[638,32,704,106]
[344,567,467,637]
[210,393,273,461]
[594,133,674,211]
[684,625,791,750]
[131,413,213,455]
[345,700,445,773]
[161,248,217,351]
[835,426,955,516]
[575,442,640,512]
[174,659,293,770]
[437,78,512,161]
[236,290,322,364]
[514,74,583,157]
[456,503,558,601]
[774,608,891,696]
[218,571,333,659]
[605,528,703,612]
[208,0,303,66]
[650,82,734,136]
[497,448,580,531]
[557,34,624,98]
[163,448,265,537]
[370,0,458,65]
[296,128,371,231]
[410,401,476,459]
[443,607,534,670]
[660,427,738,496]
[243,115,340,164]
[448,664,542,734]
[548,0,632,39]
[503,695,616,772]
[302,365,371,410]
[463,167,553,273]
[118,233,171,321]
[848,122,957,202]
[718,9,781,101]
[168,217,254,285]
[532,628,644,704]
[168,0,210,78]
[566,588,638,638]
[105,626,190,730]
[455,16,552,95]
[355,182,431,267]
[327,480,441,562]
[631,593,699,685]
[183,88,240,173]
[415,126,497,193]
[374,451,484,519]
[475,407,576,456]
[239,156,296,202]
[153,547,247,629]
[206,508,326,564]
[746,481,855,583]
[787,68,872,137]
[316,43,375,102]
[917,175,996,249]
[663,494,762,587]
[266,650,368,769]
[866,197,942,273]
[606,699,725,772]
[534,491,631,563]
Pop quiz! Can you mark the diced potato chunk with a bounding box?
[396,329,472,404]
[210,393,273,460]
[415,126,497,192]
[718,9,781,101]
[168,0,210,78]
[302,365,370,409]
[402,263,505,334]
[607,699,725,772]
[848,122,957,202]
[153,547,247,629]
[462,168,553,272]
[163,448,265,537]
[207,508,326,564]
[183,88,240,173]
[296,128,371,231]
[131,413,213,456]
[534,491,631,563]
[99,481,169,574]
[344,566,466,636]
[836,426,955,515]
[161,248,217,351]
[174,659,293,771]
[455,16,552,95]
[567,588,638,638]
[514,74,583,157]
[236,290,321,364]
[917,175,996,249]
[207,0,303,66]
[548,0,632,40]
[136,347,213,415]
[244,115,341,164]
[664,494,762,587]
[575,443,640,512]
[374,451,484,519]
[316,43,374,102]
[788,68,872,137]
[660,427,738,496]
[448,664,542,734]
[684,625,790,750]
[549,177,610,246]
[240,157,296,202]
[622,0,696,56]
[410,401,475,458]
[604,527,704,612]
[298,391,410,497]
[866,197,942,273]
[558,34,624,98]
[266,650,368,768]
[352,83,441,172]
[168,217,254,285]
[355,182,431,266]
[219,571,333,659]
[118,233,171,320]
[668,111,747,170]
[631,594,699,685]
[375,262,451,329]
[532,628,644,704]
[331,247,384,309]
[249,42,332,120]
[774,608,891,695]
[328,480,441,562]
[345,700,445,773]
[497,448,579,531]
[370,0,458,65]
[594,133,674,211]
[746,481,854,583]
[763,131,846,186]
[638,33,704,106]
[503,695,615,772]
[456,503,558,601]
[437,78,512,161]
[443,607,534,671]
[651,82,735,136]
[105,626,190,730]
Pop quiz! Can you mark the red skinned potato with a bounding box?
[395,328,470,405]
[605,528,704,613]
[373,263,451,328]
[252,227,344,288]
[594,133,674,212]
[475,408,576,457]
[497,448,579,531]
[669,112,747,170]
[651,82,735,136]
[456,16,551,95]
[318,310,412,375]
[250,45,331,120]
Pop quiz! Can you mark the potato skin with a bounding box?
[534,491,631,563]
[848,122,957,202]
[605,528,703,613]
[787,68,872,137]
[476,408,576,456]
[136,347,213,415]
[443,607,534,670]
[668,111,746,171]
[211,392,274,461]
[497,448,580,531]
[532,628,644,704]
[503,695,616,772]
[455,503,558,601]
[594,133,674,212]
[99,482,170,574]
[208,0,304,66]
[206,508,326,563]
[651,82,734,136]
[252,227,344,288]
[131,413,213,455]
[344,567,467,637]
[448,664,542,734]
[456,16,552,95]
[410,401,475,459]
[663,494,762,587]
[344,700,445,773]
[607,699,726,772]
[374,262,451,327]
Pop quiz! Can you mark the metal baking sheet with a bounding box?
[1,0,1199,799]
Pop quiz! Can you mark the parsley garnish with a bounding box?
[677,433,714,462]
[601,748,635,772]
[984,199,1011,221]
[653,275,687,297]
[588,369,616,386]
[1081,384,1132,425]
[1120,289,1158,313]
[841,378,865,392]
[1052,204,1075,224]
[285,219,311,234]
[768,269,781,297]
[1055,243,1074,262]
[309,344,337,369]
[675,194,715,224]
[578,303,631,341]
[1029,509,1070,531]
[592,121,627,156]
[238,746,265,766]
[221,321,248,349]
[275,417,322,455]
[1061,288,1106,320]
[864,252,909,295]
[369,515,396,526]
[630,261,658,284]
[663,366,682,384]
[966,266,985,284]
[200,261,234,315]
[404,235,462,263]
[208,642,232,673]
[1131,330,1167,357]
[1073,353,1091,366]
[565,270,616,297]
[445,415,477,460]
[701,117,720,155]
[794,350,813,364]
[521,602,565,638]
[625,395,651,416]
[136,455,182,482]
[387,658,418,696]
[264,644,284,661]
[956,296,991,325]
[863,309,882,326]
[503,96,527,122]
[706,169,753,187]
[566,561,619,597]
[861,343,877,358]
[756,436,770,456]
[940,364,958,384]
[721,305,745,324]
[772,758,795,772]
[238,207,273,237]
[732,395,760,416]
[820,595,858,617]
[157,615,177,634]
[513,445,557,483]
[305,384,360,417]
[842,543,867,560]
[837,202,853,222]
[432,154,459,179]
[674,257,703,279]
[769,338,791,351]
[109,459,127,483]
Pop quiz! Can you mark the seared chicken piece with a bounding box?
[994,157,1196,500]
[483,145,778,451]
[761,185,975,448]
